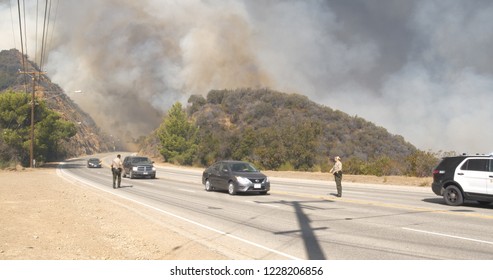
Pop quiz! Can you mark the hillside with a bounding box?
[142,89,432,176]
[0,49,112,161]
[1,48,432,174]
[197,89,415,157]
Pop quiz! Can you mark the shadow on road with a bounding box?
[261,200,331,260]
[116,185,133,189]
[423,198,493,209]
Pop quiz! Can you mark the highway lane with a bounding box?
[57,154,493,260]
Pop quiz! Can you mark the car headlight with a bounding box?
[132,167,138,171]
[152,167,156,171]
[236,176,251,186]
[265,177,269,183]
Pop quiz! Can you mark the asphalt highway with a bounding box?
[57,153,493,260]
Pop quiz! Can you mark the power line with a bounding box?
[39,0,51,71]
[13,0,56,168]
[47,0,60,59]
[16,0,28,92]
[22,0,28,62]
[17,0,47,168]
[9,0,17,49]
[35,0,39,66]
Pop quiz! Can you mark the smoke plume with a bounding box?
[2,0,493,153]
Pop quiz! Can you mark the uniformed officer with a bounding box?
[329,156,343,197]
[111,154,123,188]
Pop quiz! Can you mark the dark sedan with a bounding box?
[87,158,102,168]
[202,160,270,195]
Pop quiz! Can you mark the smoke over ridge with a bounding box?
[2,0,493,153]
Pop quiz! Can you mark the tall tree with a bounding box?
[0,91,76,166]
[157,102,198,165]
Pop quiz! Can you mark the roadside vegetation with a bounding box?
[148,89,450,177]
[0,91,76,168]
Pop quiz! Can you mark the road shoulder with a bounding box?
[0,167,228,260]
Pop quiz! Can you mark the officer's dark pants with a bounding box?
[334,172,342,196]
[112,168,122,188]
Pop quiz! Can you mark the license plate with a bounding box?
[254,183,261,189]
[144,172,148,175]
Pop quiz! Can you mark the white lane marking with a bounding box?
[245,200,280,208]
[403,227,493,245]
[57,164,300,260]
[138,181,156,186]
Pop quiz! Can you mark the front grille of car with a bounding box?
[136,166,153,172]
[248,178,265,184]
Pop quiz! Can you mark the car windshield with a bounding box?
[231,162,258,172]
[88,159,99,162]
[131,157,152,164]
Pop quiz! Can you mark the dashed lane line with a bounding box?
[403,228,493,245]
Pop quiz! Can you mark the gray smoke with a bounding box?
[2,0,493,153]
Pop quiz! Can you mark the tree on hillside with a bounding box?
[231,127,257,161]
[35,112,77,162]
[187,94,206,115]
[406,150,441,177]
[253,128,287,170]
[281,121,322,170]
[157,102,198,165]
[173,88,440,176]
[0,91,76,166]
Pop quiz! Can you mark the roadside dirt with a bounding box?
[0,165,228,260]
[0,164,431,260]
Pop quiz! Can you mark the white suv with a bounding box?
[432,155,493,206]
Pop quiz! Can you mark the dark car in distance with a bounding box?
[202,160,270,195]
[122,156,156,179]
[87,158,102,168]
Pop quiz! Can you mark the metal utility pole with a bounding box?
[30,75,35,168]
[20,71,45,168]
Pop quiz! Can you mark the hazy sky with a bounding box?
[1,0,493,153]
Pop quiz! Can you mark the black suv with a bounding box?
[432,155,493,206]
[122,156,156,179]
